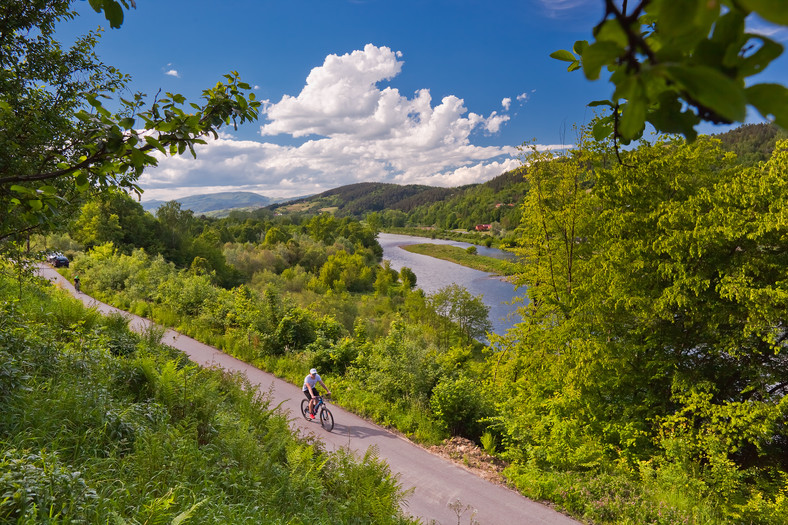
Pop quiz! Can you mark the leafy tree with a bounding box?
[71,190,161,252]
[263,226,291,246]
[155,201,196,265]
[0,0,259,245]
[374,260,399,296]
[318,250,375,293]
[429,284,492,346]
[399,267,417,289]
[365,211,382,232]
[496,134,788,512]
[552,1,788,145]
[307,214,339,245]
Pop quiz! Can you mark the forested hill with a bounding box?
[267,182,458,216]
[714,122,788,166]
[267,170,527,224]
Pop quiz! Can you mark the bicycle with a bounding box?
[301,394,334,432]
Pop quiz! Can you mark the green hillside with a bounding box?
[714,122,788,166]
[267,182,456,216]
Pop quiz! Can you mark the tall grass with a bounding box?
[0,271,414,524]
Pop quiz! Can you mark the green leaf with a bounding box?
[75,171,89,191]
[581,41,624,80]
[39,186,57,196]
[592,117,613,141]
[144,136,166,155]
[647,93,699,139]
[27,199,43,211]
[102,0,125,29]
[711,10,745,45]
[738,36,784,77]
[619,97,647,141]
[652,0,702,38]
[550,49,576,62]
[573,40,589,55]
[665,65,746,122]
[595,19,628,48]
[739,0,788,25]
[588,100,614,108]
[746,83,788,127]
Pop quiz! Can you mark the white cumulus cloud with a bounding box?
[164,69,180,78]
[140,44,547,202]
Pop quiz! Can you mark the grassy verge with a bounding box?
[0,270,414,524]
[401,243,518,276]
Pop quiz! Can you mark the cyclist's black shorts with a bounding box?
[303,387,319,400]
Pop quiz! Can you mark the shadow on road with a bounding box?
[331,423,399,440]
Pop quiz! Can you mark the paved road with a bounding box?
[39,266,580,525]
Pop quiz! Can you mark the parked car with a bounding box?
[47,253,69,268]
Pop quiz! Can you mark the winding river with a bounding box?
[377,232,525,337]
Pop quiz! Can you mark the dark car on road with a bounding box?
[47,253,69,268]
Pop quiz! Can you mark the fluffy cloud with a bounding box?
[141,44,547,202]
[164,69,180,78]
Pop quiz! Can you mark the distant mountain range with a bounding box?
[142,191,285,214]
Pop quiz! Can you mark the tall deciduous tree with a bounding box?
[0,0,259,244]
[429,284,492,346]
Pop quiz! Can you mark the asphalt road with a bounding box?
[39,266,580,525]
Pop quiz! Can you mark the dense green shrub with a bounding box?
[430,374,491,440]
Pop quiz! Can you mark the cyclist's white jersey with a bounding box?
[303,373,322,391]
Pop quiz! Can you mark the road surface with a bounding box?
[39,266,580,525]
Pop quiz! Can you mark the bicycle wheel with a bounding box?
[319,407,334,431]
[300,399,311,420]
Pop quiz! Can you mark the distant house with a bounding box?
[475,224,492,232]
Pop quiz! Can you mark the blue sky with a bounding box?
[63,0,788,202]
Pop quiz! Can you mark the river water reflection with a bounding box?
[377,232,525,337]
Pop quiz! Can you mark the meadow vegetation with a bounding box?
[0,266,411,524]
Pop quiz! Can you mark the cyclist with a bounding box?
[302,368,331,419]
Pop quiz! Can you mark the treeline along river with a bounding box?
[377,233,524,337]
